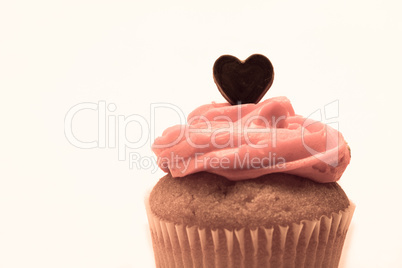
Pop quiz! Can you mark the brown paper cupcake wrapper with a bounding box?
[145,196,355,268]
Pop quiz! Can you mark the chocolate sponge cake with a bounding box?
[150,172,349,230]
[147,172,353,268]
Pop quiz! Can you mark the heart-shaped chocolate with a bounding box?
[213,54,274,105]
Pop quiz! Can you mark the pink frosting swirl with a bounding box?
[152,97,350,183]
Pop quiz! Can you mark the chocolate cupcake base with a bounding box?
[146,196,354,268]
[146,173,354,268]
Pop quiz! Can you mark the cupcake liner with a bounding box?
[145,196,355,268]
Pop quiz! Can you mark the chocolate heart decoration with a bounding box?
[213,54,274,105]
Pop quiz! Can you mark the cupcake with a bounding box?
[146,54,354,268]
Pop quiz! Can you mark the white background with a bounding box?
[1,0,401,267]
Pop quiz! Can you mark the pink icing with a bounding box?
[152,96,350,183]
